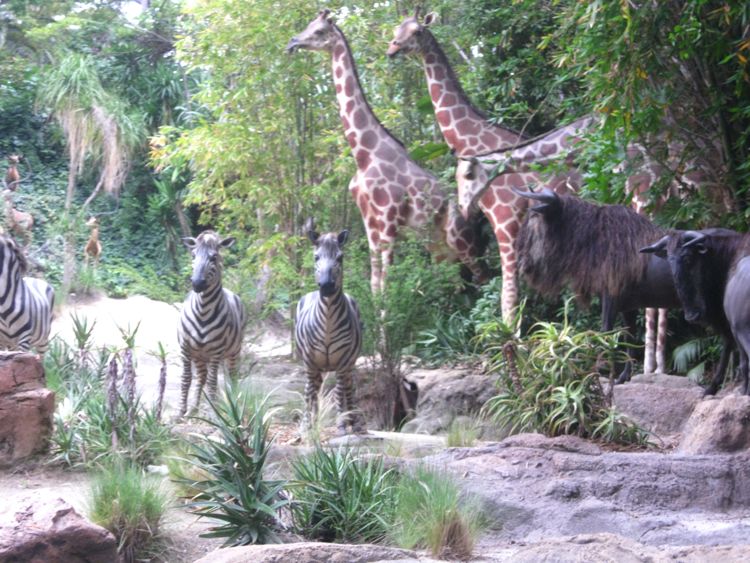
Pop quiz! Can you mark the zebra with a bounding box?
[296,228,365,435]
[177,230,247,417]
[0,235,54,354]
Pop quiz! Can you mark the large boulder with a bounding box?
[193,542,425,563]
[612,373,704,442]
[0,352,54,466]
[401,368,497,434]
[678,394,750,454]
[424,433,750,547]
[0,497,117,562]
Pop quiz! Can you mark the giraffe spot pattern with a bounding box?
[361,130,377,149]
[373,186,389,207]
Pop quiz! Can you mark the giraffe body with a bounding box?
[289,10,488,293]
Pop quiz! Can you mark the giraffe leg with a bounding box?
[498,240,519,324]
[191,361,208,415]
[302,369,323,433]
[656,307,668,373]
[643,308,656,374]
[179,352,192,418]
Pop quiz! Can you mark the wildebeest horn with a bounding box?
[640,235,670,256]
[682,230,707,249]
[512,186,560,215]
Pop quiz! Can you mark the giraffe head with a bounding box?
[308,228,348,298]
[286,9,338,54]
[387,9,438,57]
[182,230,234,293]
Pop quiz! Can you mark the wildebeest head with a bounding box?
[641,231,709,323]
[309,228,348,298]
[286,9,338,54]
[387,8,437,57]
[183,231,234,294]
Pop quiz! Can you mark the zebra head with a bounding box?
[0,235,28,282]
[182,231,235,294]
[309,229,348,298]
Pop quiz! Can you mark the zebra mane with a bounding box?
[3,235,27,274]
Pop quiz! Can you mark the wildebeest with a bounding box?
[514,187,680,382]
[641,229,748,394]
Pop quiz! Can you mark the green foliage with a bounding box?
[88,463,171,563]
[445,417,480,448]
[390,465,484,559]
[176,384,288,546]
[481,302,650,446]
[290,447,398,544]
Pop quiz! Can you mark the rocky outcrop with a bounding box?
[678,394,750,454]
[0,352,54,466]
[0,497,117,562]
[193,542,425,563]
[427,433,750,547]
[401,368,497,434]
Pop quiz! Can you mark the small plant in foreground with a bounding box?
[290,447,397,543]
[445,417,480,448]
[176,383,288,546]
[88,463,171,563]
[390,465,484,560]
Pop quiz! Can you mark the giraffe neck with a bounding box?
[330,26,405,171]
[419,30,523,156]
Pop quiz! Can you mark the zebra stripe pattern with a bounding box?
[295,229,365,435]
[177,230,247,417]
[0,235,54,354]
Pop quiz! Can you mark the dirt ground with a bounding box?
[0,293,300,562]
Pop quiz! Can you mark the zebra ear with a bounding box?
[307,229,320,245]
[337,230,349,247]
[220,237,236,249]
[7,237,27,274]
[423,12,438,27]
[182,237,197,249]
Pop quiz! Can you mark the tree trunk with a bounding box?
[62,167,77,295]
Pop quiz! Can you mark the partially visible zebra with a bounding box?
[296,228,365,435]
[0,235,54,353]
[177,231,247,417]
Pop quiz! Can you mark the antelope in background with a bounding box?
[5,155,21,192]
[84,216,102,266]
[2,189,33,247]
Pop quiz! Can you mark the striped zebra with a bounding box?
[177,231,247,417]
[296,228,365,435]
[0,235,54,354]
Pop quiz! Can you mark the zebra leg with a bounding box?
[302,370,323,433]
[179,353,193,418]
[643,308,656,374]
[656,307,668,374]
[191,361,209,415]
[207,359,220,402]
[227,352,240,380]
[334,368,364,435]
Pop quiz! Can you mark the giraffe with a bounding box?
[287,10,488,293]
[388,10,532,320]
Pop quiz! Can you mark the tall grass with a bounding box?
[88,463,171,563]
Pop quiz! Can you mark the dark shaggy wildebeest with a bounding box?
[641,229,748,394]
[514,187,681,383]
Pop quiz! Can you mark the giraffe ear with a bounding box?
[423,12,438,26]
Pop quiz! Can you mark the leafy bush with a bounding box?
[88,463,171,563]
[390,465,484,560]
[480,302,650,446]
[290,447,398,543]
[176,384,288,546]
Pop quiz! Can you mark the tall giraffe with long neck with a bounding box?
[388,11,569,320]
[287,10,488,292]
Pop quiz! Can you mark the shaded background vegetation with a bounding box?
[1,0,748,374]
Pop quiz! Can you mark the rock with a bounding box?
[193,542,424,563]
[0,497,117,562]
[677,394,750,454]
[612,373,704,439]
[423,433,750,547]
[0,352,54,466]
[401,368,497,434]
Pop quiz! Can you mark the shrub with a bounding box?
[88,463,171,563]
[445,417,480,448]
[480,301,650,446]
[290,447,398,543]
[176,383,288,546]
[390,465,484,559]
